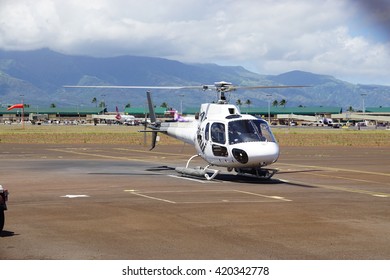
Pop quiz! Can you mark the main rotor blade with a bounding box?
[64,84,309,91]
[63,85,203,90]
[233,85,309,90]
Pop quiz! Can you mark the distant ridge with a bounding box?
[0,49,389,110]
[267,70,340,86]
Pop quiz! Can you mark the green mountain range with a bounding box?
[0,48,389,111]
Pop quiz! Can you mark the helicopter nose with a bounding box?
[232,143,279,166]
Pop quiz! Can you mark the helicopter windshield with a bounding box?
[228,119,276,144]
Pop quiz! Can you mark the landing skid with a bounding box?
[175,155,277,181]
[175,155,220,181]
[234,167,278,180]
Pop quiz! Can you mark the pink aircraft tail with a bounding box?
[115,106,121,120]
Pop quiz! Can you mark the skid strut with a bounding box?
[235,167,278,179]
[175,155,220,181]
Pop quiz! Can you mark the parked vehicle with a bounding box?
[0,185,8,232]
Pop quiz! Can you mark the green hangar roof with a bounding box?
[126,106,343,116]
[241,106,343,115]
[366,107,390,113]
[124,107,171,115]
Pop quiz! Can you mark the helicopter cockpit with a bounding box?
[228,119,276,145]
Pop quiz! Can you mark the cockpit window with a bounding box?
[211,122,225,144]
[205,122,210,141]
[228,119,276,144]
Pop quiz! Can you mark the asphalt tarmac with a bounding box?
[0,143,389,260]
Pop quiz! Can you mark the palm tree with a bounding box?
[160,102,168,108]
[245,99,251,108]
[91,97,97,107]
[125,103,131,108]
[99,101,106,108]
[279,99,287,107]
[236,99,242,108]
[50,103,56,108]
[272,100,279,107]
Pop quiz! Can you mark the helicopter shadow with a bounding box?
[0,230,17,238]
[215,173,318,188]
[89,164,319,189]
[144,165,264,183]
[142,165,319,188]
[214,173,281,184]
[88,172,163,176]
[277,169,323,175]
[87,166,175,176]
[145,166,176,172]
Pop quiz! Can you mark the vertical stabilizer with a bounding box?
[146,91,156,123]
[146,91,158,150]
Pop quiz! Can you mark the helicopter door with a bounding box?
[210,122,228,157]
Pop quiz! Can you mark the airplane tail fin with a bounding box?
[173,111,179,121]
[115,106,121,120]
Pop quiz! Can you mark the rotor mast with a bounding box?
[208,81,235,104]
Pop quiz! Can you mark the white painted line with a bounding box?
[125,190,176,204]
[178,200,285,204]
[123,189,291,204]
[167,174,217,183]
[372,194,389,198]
[61,195,90,198]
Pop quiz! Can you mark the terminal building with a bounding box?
[1,105,389,126]
[0,107,106,124]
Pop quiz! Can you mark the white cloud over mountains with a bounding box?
[1,0,389,85]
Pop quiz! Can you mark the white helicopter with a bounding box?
[65,81,305,180]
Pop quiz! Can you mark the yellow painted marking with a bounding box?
[277,162,390,177]
[310,172,390,186]
[279,179,389,198]
[48,148,150,162]
[276,162,390,198]
[114,147,191,157]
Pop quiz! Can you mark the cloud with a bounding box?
[353,0,390,40]
[0,0,389,85]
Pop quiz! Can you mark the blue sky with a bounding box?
[1,0,390,85]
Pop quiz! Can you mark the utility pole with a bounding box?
[267,94,272,124]
[20,94,24,129]
[361,93,367,125]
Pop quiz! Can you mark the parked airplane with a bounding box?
[115,106,136,123]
